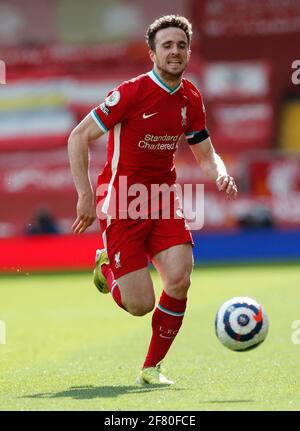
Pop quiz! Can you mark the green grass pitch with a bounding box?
[1,264,300,411]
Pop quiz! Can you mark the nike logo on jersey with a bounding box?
[143,112,158,119]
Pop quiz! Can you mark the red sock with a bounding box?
[143,290,187,368]
[102,263,126,311]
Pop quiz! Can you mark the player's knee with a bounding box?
[170,270,191,289]
[126,299,155,316]
[166,270,191,298]
[128,304,154,316]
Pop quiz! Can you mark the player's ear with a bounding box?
[149,49,156,63]
[187,48,191,61]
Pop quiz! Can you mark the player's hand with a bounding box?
[72,194,96,234]
[216,174,238,200]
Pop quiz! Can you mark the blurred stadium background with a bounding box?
[1,0,300,272]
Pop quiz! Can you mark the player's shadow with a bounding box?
[21,384,184,400]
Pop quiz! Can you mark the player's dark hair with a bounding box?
[146,15,192,51]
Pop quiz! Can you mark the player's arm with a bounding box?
[68,113,104,234]
[189,137,238,200]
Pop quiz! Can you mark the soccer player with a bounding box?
[68,15,238,385]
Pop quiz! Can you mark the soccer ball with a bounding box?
[215,297,269,351]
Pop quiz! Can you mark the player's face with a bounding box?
[149,27,191,78]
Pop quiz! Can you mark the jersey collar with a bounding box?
[147,69,182,95]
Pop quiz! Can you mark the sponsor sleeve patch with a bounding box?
[100,102,110,116]
[104,90,120,107]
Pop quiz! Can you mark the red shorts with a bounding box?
[99,217,193,278]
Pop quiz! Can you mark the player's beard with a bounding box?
[156,58,187,84]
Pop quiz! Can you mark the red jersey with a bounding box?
[91,69,208,216]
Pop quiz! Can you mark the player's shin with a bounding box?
[143,290,187,368]
[102,263,126,311]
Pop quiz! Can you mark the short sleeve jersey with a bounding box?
[91,69,208,192]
